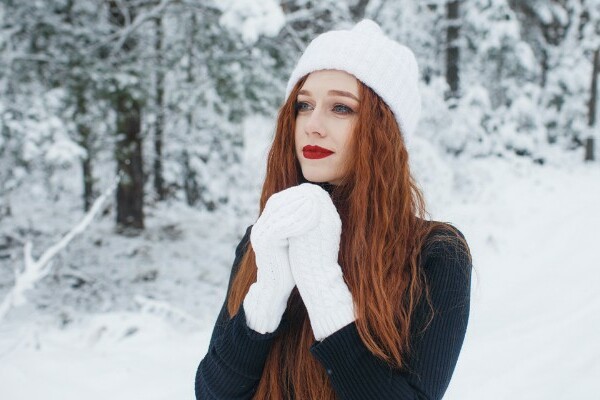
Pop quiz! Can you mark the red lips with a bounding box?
[302,145,334,159]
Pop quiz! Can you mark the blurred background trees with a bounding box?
[0,4,597,395]
[0,0,598,229]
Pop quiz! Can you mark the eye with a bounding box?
[333,104,355,115]
[294,101,311,112]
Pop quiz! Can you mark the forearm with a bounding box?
[310,322,428,400]
[310,228,472,400]
[195,304,279,399]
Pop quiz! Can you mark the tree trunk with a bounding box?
[82,148,94,211]
[585,47,599,162]
[67,0,95,212]
[115,92,144,229]
[108,0,144,230]
[584,138,595,161]
[588,47,598,128]
[182,150,200,206]
[153,15,166,200]
[183,12,199,207]
[540,48,548,88]
[75,91,95,212]
[349,0,370,21]
[446,0,460,102]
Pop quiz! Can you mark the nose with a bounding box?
[304,106,326,137]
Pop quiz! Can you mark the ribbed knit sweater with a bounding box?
[195,222,472,400]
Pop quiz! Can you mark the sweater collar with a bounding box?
[300,177,336,195]
[316,181,336,195]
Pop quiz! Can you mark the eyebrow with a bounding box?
[297,89,360,102]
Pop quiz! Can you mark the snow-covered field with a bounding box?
[1,146,599,399]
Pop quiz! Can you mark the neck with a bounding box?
[300,177,336,195]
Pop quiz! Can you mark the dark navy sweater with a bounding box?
[195,223,472,399]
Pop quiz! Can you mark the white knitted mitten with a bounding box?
[288,184,356,341]
[243,184,322,334]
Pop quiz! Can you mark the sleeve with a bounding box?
[309,228,472,400]
[195,225,285,400]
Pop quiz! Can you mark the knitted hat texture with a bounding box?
[285,19,422,144]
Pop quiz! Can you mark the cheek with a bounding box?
[334,122,354,150]
[294,118,303,136]
[294,124,302,149]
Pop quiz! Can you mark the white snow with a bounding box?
[218,0,285,45]
[435,155,600,399]
[2,0,599,397]
[1,146,599,399]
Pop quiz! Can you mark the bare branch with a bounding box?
[284,24,306,53]
[109,0,177,55]
[0,177,120,322]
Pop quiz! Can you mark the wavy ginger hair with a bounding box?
[227,73,469,399]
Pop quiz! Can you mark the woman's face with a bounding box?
[294,69,359,185]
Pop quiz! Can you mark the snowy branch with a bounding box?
[284,24,306,52]
[284,9,312,23]
[107,0,177,55]
[0,177,120,322]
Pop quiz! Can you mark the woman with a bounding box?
[196,19,472,400]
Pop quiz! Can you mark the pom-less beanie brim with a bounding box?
[285,19,422,146]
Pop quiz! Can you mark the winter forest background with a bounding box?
[1,0,599,399]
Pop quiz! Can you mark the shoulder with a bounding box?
[420,220,470,264]
[419,221,472,295]
[405,222,472,399]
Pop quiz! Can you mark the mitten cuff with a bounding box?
[307,283,356,341]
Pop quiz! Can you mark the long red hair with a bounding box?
[227,74,470,399]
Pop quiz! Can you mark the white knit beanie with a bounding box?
[285,19,421,146]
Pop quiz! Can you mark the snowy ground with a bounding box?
[1,146,599,399]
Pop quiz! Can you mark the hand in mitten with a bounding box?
[288,184,356,341]
[243,184,322,334]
